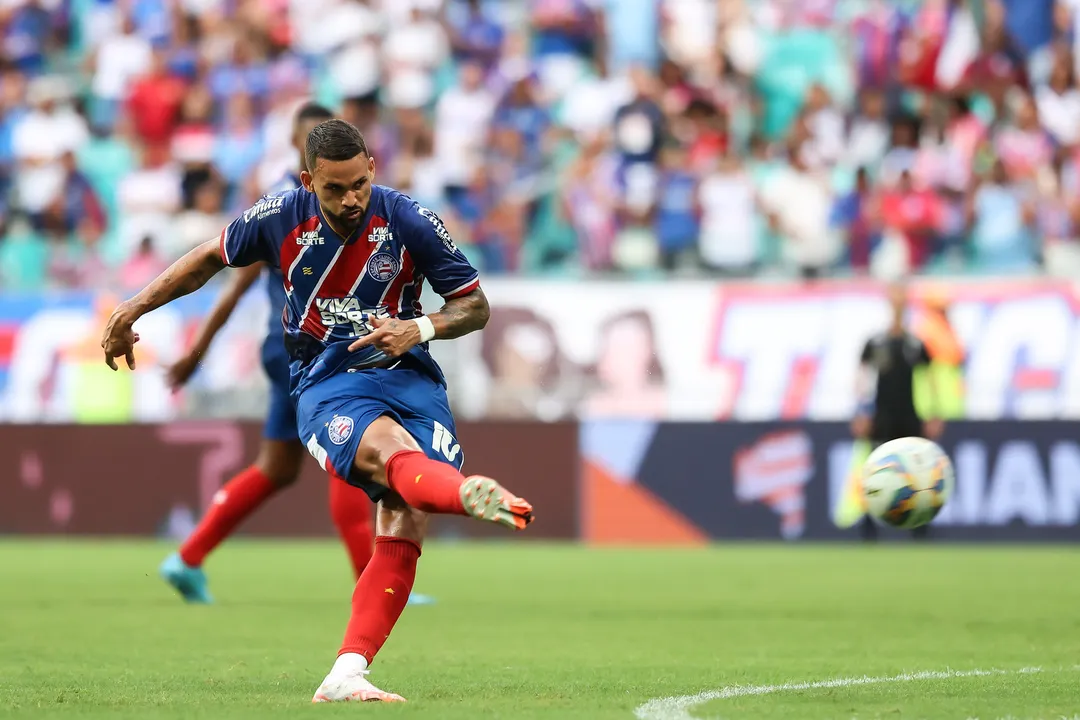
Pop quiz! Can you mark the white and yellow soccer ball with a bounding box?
[861,437,954,529]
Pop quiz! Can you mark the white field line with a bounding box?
[634,666,1069,720]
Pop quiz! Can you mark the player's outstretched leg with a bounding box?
[354,417,534,530]
[161,439,302,603]
[312,496,426,703]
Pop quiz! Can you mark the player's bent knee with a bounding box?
[353,415,422,485]
[375,492,428,545]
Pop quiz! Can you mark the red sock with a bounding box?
[339,536,421,662]
[329,475,375,580]
[384,451,466,515]
[179,465,278,567]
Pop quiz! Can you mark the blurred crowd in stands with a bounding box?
[2,0,1080,290]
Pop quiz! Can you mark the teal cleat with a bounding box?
[407,592,436,606]
[159,552,213,604]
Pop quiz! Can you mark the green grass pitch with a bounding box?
[1,541,1078,719]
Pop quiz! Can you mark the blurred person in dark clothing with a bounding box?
[852,282,943,541]
[613,66,665,169]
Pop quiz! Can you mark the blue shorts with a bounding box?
[264,379,298,442]
[262,333,298,442]
[296,359,464,502]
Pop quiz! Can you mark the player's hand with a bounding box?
[100,303,141,371]
[851,415,871,439]
[924,418,945,440]
[348,316,421,358]
[165,352,202,390]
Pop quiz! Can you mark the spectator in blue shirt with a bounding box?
[3,0,52,74]
[654,143,699,270]
[446,0,505,69]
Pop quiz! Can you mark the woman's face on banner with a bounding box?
[597,317,655,387]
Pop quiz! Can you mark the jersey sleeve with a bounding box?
[398,200,480,299]
[219,195,285,268]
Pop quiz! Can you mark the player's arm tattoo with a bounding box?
[429,288,490,340]
[126,239,227,318]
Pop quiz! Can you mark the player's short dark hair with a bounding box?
[295,101,334,126]
[305,119,369,172]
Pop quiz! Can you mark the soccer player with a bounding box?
[158,103,421,604]
[101,118,534,702]
[850,281,943,541]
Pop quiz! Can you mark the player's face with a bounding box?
[304,154,376,233]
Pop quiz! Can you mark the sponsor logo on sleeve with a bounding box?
[417,206,457,252]
[243,195,286,223]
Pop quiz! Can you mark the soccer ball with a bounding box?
[861,437,954,529]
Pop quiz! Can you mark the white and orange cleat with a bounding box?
[311,653,405,704]
[460,475,534,530]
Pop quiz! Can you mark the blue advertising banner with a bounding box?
[581,420,1080,542]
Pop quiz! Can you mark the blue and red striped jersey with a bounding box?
[219,184,480,395]
[260,173,301,347]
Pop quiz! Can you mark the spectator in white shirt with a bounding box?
[699,151,759,274]
[383,6,449,110]
[172,179,229,260]
[12,76,89,216]
[1036,50,1080,148]
[435,61,497,200]
[116,143,181,259]
[845,88,890,173]
[760,144,839,278]
[801,83,845,168]
[89,13,151,130]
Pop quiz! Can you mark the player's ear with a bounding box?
[301,170,314,192]
[367,155,376,183]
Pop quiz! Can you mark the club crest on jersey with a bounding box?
[327,415,354,445]
[367,252,400,282]
[368,225,393,244]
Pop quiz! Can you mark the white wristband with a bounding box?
[413,315,436,343]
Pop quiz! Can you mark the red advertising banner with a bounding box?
[0,422,578,539]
